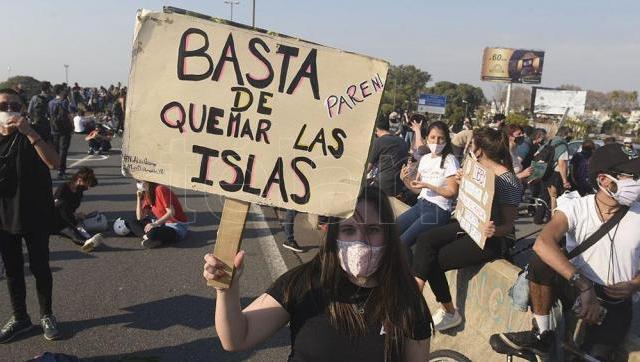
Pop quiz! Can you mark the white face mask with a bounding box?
[599,175,640,206]
[0,112,19,127]
[136,182,145,192]
[427,143,445,155]
[336,240,385,278]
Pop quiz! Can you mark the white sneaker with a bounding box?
[434,310,463,331]
[431,308,447,325]
[81,234,103,253]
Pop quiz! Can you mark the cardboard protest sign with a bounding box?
[122,8,389,218]
[454,159,495,248]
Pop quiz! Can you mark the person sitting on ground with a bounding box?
[494,143,640,361]
[134,180,188,249]
[73,110,94,134]
[397,121,460,259]
[570,139,596,196]
[203,186,432,361]
[367,115,409,198]
[53,167,102,252]
[412,127,522,332]
[85,124,112,155]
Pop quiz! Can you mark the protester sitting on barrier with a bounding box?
[570,139,596,196]
[412,127,522,331]
[53,167,103,252]
[133,180,188,248]
[367,116,409,198]
[494,143,640,361]
[85,124,112,155]
[0,88,61,342]
[397,121,459,260]
[203,186,432,361]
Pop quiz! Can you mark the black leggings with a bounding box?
[412,222,512,304]
[0,231,53,319]
[129,218,178,245]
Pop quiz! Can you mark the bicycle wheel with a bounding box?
[428,349,472,362]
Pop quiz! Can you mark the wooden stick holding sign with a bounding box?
[208,198,250,289]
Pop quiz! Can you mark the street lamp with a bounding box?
[63,64,69,84]
[252,0,255,27]
[224,0,240,21]
[462,99,469,119]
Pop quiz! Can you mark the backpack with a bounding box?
[30,95,49,124]
[532,141,567,181]
[50,100,72,134]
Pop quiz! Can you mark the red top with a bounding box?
[143,185,187,223]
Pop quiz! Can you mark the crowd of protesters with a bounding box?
[1,77,639,361]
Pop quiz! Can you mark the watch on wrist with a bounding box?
[569,273,593,292]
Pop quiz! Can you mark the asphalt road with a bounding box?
[0,134,299,362]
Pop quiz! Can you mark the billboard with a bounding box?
[481,47,545,84]
[122,8,389,218]
[532,87,587,116]
[417,94,446,114]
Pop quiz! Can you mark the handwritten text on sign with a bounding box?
[454,159,495,248]
[122,10,389,217]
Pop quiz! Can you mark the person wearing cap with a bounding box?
[494,143,640,360]
[388,111,402,137]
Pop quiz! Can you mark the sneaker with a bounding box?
[283,240,303,253]
[141,238,162,249]
[40,315,61,341]
[81,234,103,253]
[498,326,554,358]
[0,316,33,344]
[434,309,463,331]
[59,228,84,246]
[431,308,448,325]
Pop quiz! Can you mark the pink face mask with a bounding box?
[336,240,385,278]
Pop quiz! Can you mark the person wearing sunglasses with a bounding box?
[494,144,640,361]
[0,88,61,343]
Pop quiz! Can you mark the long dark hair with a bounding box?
[69,167,97,187]
[472,127,513,171]
[282,186,429,361]
[144,182,159,206]
[426,121,453,168]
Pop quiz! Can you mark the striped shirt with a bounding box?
[492,171,523,239]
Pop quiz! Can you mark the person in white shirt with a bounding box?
[73,110,93,134]
[397,121,460,258]
[496,143,640,361]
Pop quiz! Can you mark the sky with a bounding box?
[4,0,639,99]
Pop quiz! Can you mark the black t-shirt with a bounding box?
[54,182,83,227]
[0,133,55,234]
[369,134,409,196]
[266,268,431,362]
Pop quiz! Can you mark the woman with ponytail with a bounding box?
[411,127,523,332]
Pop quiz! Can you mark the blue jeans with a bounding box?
[396,198,451,259]
[282,209,297,242]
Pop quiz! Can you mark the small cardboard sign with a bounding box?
[455,159,495,248]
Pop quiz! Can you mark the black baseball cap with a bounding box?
[589,143,640,182]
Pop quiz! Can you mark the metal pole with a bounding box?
[224,0,239,21]
[392,77,397,110]
[252,0,255,27]
[504,82,512,114]
[64,64,69,84]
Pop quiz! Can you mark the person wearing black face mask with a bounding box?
[570,139,596,196]
[52,167,101,252]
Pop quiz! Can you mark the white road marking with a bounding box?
[249,204,288,279]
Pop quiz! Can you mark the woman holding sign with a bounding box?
[411,127,522,332]
[397,121,460,259]
[203,186,431,361]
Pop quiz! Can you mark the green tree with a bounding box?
[424,81,485,124]
[506,112,530,127]
[379,65,431,116]
[0,75,41,101]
